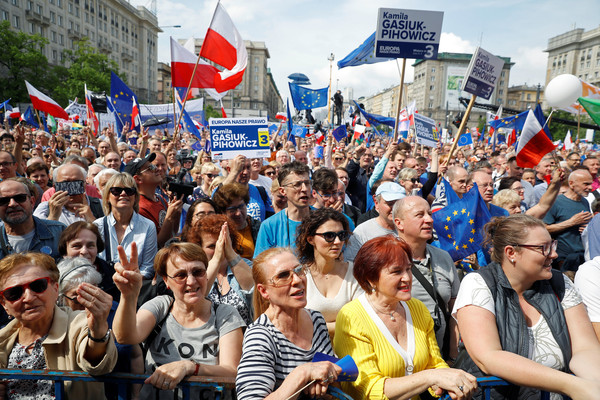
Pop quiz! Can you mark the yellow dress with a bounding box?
[334,295,448,400]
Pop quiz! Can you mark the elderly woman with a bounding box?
[93,173,157,279]
[296,208,363,337]
[212,183,261,260]
[184,214,254,324]
[454,214,600,399]
[0,252,117,399]
[334,236,476,400]
[236,248,342,400]
[112,242,245,397]
[26,162,51,193]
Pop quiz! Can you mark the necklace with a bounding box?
[368,297,398,321]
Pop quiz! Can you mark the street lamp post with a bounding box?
[327,53,334,127]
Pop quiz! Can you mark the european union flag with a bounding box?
[289,83,328,111]
[292,125,307,138]
[268,124,279,137]
[21,106,39,128]
[489,109,527,133]
[432,185,492,262]
[441,178,461,206]
[353,101,395,127]
[458,132,473,147]
[111,71,136,133]
[0,99,11,110]
[332,124,347,142]
[337,32,394,69]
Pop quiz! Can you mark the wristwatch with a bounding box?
[88,328,111,343]
[228,255,242,268]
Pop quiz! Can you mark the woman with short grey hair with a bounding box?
[57,257,102,310]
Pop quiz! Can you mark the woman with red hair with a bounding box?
[333,235,476,400]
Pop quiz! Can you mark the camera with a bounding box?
[166,168,195,199]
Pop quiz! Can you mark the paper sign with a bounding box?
[462,47,505,100]
[414,113,439,147]
[209,117,271,160]
[375,8,444,59]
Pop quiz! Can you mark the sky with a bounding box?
[131,0,599,104]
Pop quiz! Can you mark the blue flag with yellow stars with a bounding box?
[110,71,136,133]
[432,184,492,262]
[353,101,396,127]
[289,83,328,111]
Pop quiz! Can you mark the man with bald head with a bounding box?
[393,196,459,358]
[294,150,308,165]
[0,179,65,259]
[544,169,593,271]
[431,166,469,212]
[34,164,104,224]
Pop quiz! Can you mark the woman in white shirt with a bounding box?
[454,214,600,400]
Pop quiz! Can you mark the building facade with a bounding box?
[507,84,544,111]
[157,61,171,104]
[186,38,283,120]
[1,0,160,102]
[544,26,600,108]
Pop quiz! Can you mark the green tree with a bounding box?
[204,104,222,120]
[0,20,56,103]
[52,39,119,105]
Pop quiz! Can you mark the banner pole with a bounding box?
[392,58,407,144]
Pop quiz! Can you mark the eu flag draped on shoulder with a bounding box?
[432,184,492,262]
[289,83,328,110]
[110,71,136,133]
[337,32,394,69]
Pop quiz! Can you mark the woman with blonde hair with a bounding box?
[190,162,221,202]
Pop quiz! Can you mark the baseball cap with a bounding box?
[375,181,405,202]
[123,152,156,176]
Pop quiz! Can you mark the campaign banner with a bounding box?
[375,8,443,59]
[209,117,271,160]
[462,47,505,100]
[414,113,438,147]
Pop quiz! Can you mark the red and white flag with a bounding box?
[170,37,221,90]
[131,95,141,130]
[220,99,227,118]
[84,84,99,135]
[200,3,247,92]
[507,129,517,147]
[314,130,324,144]
[275,112,288,121]
[25,80,69,120]
[516,110,556,168]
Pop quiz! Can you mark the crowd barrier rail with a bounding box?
[440,376,551,400]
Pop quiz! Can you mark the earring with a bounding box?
[371,287,376,293]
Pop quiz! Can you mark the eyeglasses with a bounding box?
[268,265,307,287]
[409,178,420,184]
[512,186,525,192]
[333,157,344,161]
[0,277,51,302]
[317,191,344,199]
[512,240,557,257]
[568,158,581,162]
[226,203,246,213]
[62,293,79,304]
[138,164,157,174]
[165,268,207,283]
[283,180,311,190]
[0,161,16,166]
[0,193,29,207]
[204,173,218,179]
[109,187,137,196]
[314,230,351,243]
[265,171,276,177]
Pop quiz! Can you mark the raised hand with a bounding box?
[76,283,112,340]
[112,243,142,299]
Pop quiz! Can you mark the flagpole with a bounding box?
[392,58,407,143]
[34,108,44,131]
[172,87,177,134]
[438,95,477,183]
[577,107,581,140]
[327,53,334,128]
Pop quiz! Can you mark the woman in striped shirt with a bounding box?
[236,248,341,400]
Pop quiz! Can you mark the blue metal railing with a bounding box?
[440,376,551,400]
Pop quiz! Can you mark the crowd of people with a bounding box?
[1,118,600,400]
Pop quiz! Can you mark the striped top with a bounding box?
[333,296,448,400]
[236,309,334,400]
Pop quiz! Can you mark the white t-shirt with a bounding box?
[453,272,581,370]
[574,256,600,322]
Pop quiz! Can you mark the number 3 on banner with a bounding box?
[258,128,270,147]
[424,45,434,59]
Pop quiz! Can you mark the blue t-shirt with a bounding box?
[247,184,273,222]
[253,210,302,258]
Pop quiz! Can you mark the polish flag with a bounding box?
[199,3,247,92]
[276,112,287,121]
[507,129,517,147]
[220,99,227,118]
[515,110,556,168]
[170,37,221,89]
[25,81,69,120]
[314,130,324,145]
[84,84,99,135]
[131,95,141,130]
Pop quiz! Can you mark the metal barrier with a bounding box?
[440,376,551,400]
[0,369,354,400]
[0,369,234,400]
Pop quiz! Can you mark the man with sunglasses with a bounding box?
[0,179,66,259]
[393,196,460,360]
[34,164,104,225]
[126,153,183,248]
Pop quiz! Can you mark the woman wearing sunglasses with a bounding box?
[296,208,363,338]
[236,248,341,400]
[454,214,600,400]
[112,242,245,398]
[93,173,157,280]
[190,162,220,203]
[0,252,117,399]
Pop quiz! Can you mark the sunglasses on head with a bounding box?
[0,277,51,302]
[314,230,351,243]
[109,187,137,196]
[0,193,29,207]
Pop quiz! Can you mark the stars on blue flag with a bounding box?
[289,83,328,111]
[353,101,396,127]
[458,132,473,147]
[110,71,136,133]
[432,185,492,262]
[292,125,307,138]
[332,124,347,142]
